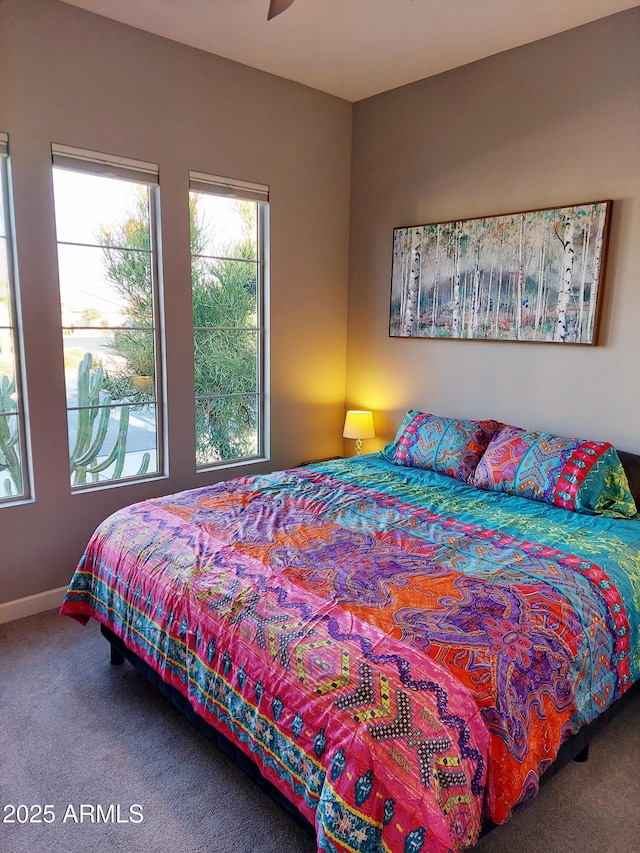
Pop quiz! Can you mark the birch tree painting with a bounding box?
[389,201,610,343]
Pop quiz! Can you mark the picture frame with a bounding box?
[389,200,611,344]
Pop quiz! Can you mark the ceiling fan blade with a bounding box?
[268,0,296,20]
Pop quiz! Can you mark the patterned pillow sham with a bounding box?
[382,411,499,483]
[472,423,638,517]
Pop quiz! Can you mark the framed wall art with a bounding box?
[389,200,611,344]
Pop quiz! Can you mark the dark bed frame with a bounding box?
[100,450,640,844]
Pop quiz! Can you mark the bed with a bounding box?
[61,414,640,853]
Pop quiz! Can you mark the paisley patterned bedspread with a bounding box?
[61,455,640,853]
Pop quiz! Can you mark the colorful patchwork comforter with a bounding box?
[61,456,640,853]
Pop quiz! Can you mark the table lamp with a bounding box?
[343,410,375,456]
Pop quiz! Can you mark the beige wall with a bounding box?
[347,9,640,453]
[0,0,352,603]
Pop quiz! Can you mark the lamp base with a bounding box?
[355,439,362,456]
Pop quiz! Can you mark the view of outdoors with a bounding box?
[189,189,262,466]
[0,148,26,501]
[51,162,264,489]
[52,167,160,487]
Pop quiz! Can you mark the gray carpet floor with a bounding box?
[1,609,638,853]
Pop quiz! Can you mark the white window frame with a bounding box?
[0,132,31,505]
[189,171,269,470]
[51,143,166,491]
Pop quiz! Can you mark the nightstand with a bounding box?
[300,455,343,466]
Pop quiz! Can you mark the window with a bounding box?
[189,172,268,467]
[52,145,164,489]
[0,132,30,503]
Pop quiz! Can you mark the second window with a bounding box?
[189,172,268,468]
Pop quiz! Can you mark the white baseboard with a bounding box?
[0,585,68,625]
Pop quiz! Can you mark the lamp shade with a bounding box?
[343,410,375,440]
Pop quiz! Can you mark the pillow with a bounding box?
[382,411,499,483]
[473,423,638,517]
